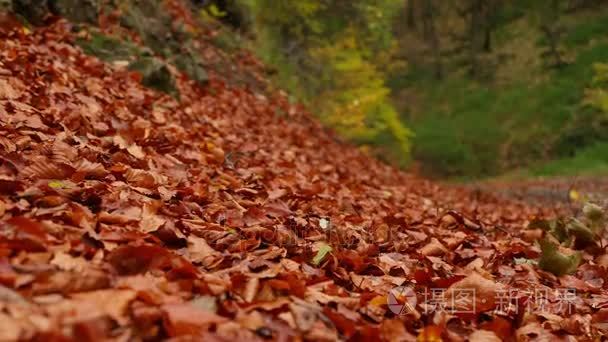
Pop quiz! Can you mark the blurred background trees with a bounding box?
[202,0,608,178]
[390,0,608,177]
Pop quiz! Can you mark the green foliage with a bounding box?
[128,57,178,97]
[118,0,208,85]
[207,4,227,18]
[241,0,412,162]
[525,142,608,177]
[77,31,179,96]
[407,34,608,177]
[390,1,608,178]
[76,32,144,62]
[538,238,581,276]
[583,62,608,112]
[525,0,565,24]
[531,202,605,276]
[312,242,332,266]
[412,116,479,177]
[562,13,608,47]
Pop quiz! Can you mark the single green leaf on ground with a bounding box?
[312,243,332,266]
[538,238,581,276]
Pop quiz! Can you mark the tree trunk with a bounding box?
[406,0,417,30]
[468,0,484,77]
[541,0,566,68]
[541,24,566,68]
[421,0,442,79]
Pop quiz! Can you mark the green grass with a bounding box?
[562,13,608,48]
[405,36,608,178]
[496,142,608,179]
[530,142,608,176]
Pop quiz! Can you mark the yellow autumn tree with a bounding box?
[240,0,412,164]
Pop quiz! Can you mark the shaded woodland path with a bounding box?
[473,176,608,208]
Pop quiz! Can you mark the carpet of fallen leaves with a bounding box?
[1,17,608,342]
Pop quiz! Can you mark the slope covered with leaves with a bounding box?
[0,9,607,342]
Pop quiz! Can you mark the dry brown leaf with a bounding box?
[126,168,165,188]
[45,289,136,325]
[74,159,108,179]
[420,237,448,256]
[187,235,223,268]
[21,157,73,180]
[0,79,19,99]
[444,271,505,313]
[469,330,501,342]
[380,319,416,342]
[139,201,165,233]
[162,303,228,337]
[516,322,559,342]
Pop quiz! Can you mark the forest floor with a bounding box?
[1,6,608,342]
